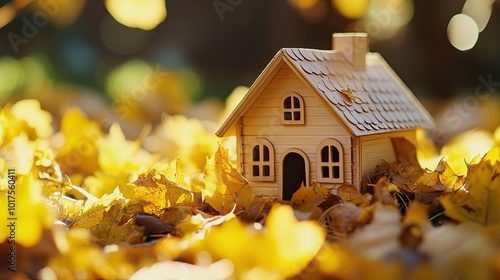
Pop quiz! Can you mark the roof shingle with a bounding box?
[283,48,434,136]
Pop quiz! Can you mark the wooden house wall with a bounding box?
[358,130,417,185]
[240,63,353,197]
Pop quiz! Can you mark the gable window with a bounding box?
[250,139,275,181]
[317,139,343,183]
[281,92,304,125]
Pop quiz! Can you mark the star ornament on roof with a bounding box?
[337,85,362,102]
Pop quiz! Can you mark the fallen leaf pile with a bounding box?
[2,99,500,279]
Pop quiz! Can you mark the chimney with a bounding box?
[333,33,368,69]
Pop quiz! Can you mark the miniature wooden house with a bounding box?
[216,33,434,200]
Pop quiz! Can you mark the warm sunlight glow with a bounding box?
[441,130,494,174]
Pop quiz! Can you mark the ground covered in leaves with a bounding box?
[2,99,500,279]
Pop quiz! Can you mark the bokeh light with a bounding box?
[0,55,49,102]
[0,56,22,99]
[462,0,494,32]
[104,0,166,31]
[288,0,328,23]
[0,4,17,29]
[100,16,152,55]
[447,14,479,51]
[331,0,369,19]
[364,0,414,40]
[440,129,494,175]
[45,0,87,27]
[105,60,152,100]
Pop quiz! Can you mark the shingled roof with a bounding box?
[216,34,434,137]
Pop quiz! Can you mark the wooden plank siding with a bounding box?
[240,64,354,198]
[359,130,416,184]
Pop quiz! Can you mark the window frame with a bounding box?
[280,92,305,125]
[249,139,275,182]
[316,138,344,183]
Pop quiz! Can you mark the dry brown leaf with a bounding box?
[391,137,420,167]
[157,206,194,226]
[337,182,372,206]
[290,182,329,212]
[319,202,361,240]
[135,214,172,234]
[373,177,398,207]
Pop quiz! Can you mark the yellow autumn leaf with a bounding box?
[129,160,193,216]
[436,159,464,191]
[175,210,235,238]
[85,122,156,198]
[55,108,102,175]
[258,204,325,276]
[204,205,325,279]
[0,100,52,146]
[494,126,500,146]
[203,144,257,218]
[146,115,220,177]
[10,99,53,139]
[49,228,108,279]
[71,188,135,244]
[0,104,23,145]
[441,154,500,226]
[84,171,135,200]
[0,133,35,175]
[98,123,153,174]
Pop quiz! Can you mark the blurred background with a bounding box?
[0,0,499,146]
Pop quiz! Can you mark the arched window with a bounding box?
[249,139,275,181]
[281,92,304,125]
[317,139,343,183]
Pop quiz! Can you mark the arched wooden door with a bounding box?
[281,149,309,201]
